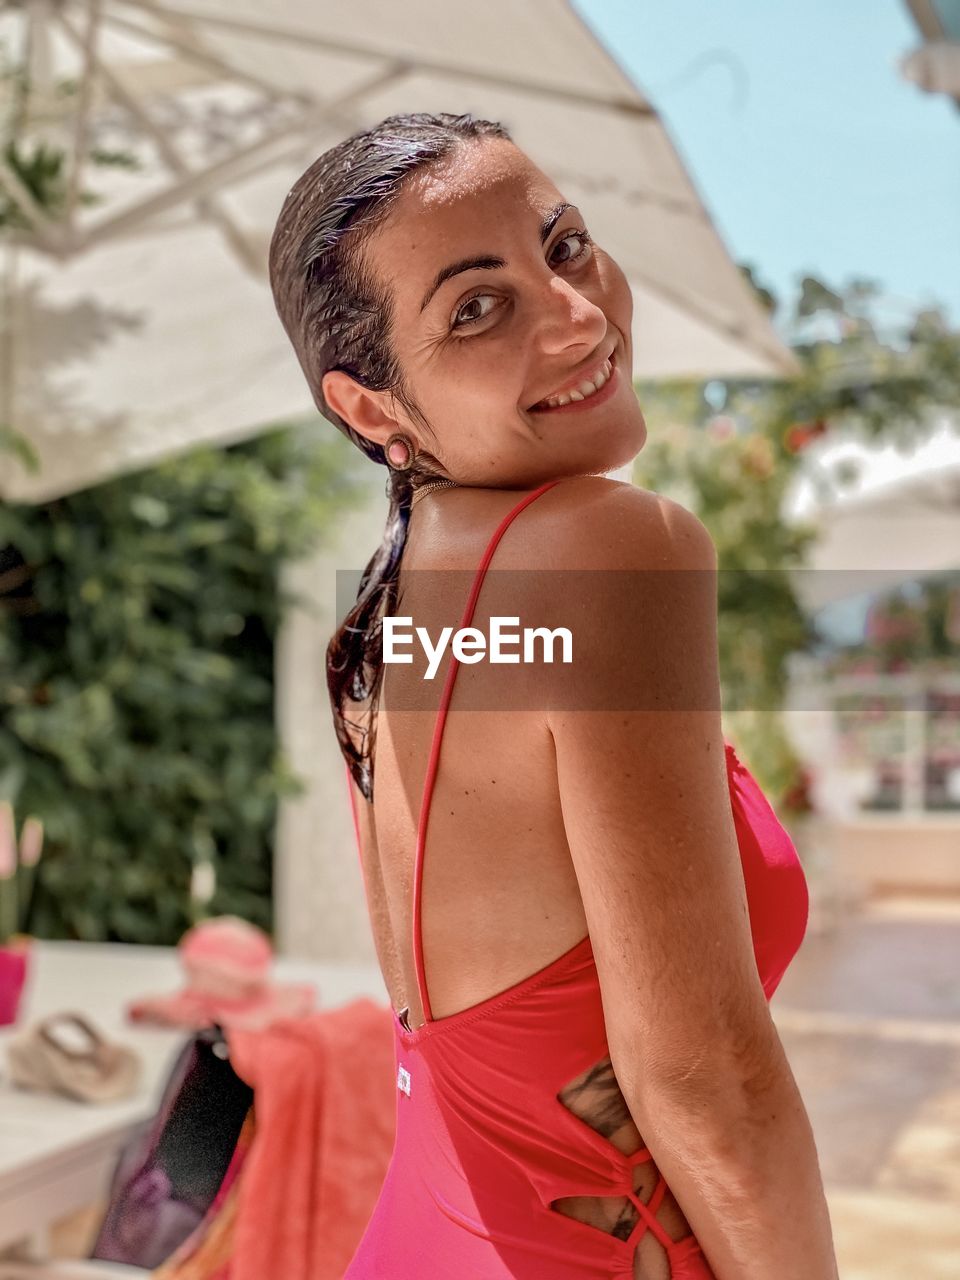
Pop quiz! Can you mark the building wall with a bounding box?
[274,465,387,961]
[832,820,960,893]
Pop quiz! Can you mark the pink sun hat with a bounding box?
[127,916,316,1031]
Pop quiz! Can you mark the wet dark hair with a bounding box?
[269,111,513,801]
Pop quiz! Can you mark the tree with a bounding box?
[1,427,362,941]
[632,268,960,809]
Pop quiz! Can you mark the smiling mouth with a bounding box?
[527,347,618,412]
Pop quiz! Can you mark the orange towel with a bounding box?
[226,998,397,1280]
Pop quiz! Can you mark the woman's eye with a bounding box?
[550,228,593,267]
[450,228,594,331]
[452,293,498,329]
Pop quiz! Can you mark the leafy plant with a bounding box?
[633,270,960,807]
[0,427,363,942]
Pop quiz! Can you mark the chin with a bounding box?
[633,415,648,454]
[598,414,647,475]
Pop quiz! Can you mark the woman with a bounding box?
[269,112,838,1280]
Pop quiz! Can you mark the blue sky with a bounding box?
[574,1,959,327]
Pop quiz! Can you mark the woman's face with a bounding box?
[322,137,646,488]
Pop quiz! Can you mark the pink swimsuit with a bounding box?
[345,481,809,1278]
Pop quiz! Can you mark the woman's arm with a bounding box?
[541,482,838,1280]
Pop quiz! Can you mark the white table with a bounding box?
[0,941,387,1260]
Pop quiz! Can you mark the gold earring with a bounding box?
[385,433,415,470]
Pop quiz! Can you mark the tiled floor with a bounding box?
[772,893,960,1278]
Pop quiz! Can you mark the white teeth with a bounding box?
[534,357,612,410]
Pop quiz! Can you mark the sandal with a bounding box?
[6,1011,142,1103]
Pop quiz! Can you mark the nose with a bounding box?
[532,274,608,358]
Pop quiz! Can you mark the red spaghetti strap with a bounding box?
[412,480,562,1023]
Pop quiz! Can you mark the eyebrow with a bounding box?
[418,201,575,314]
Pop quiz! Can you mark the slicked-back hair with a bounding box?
[269,112,512,800]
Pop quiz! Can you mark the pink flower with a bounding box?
[707,415,736,442]
[18,817,43,869]
[0,803,15,879]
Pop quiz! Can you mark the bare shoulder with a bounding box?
[512,474,716,573]
[480,476,721,713]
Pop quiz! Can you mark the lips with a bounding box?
[527,345,618,413]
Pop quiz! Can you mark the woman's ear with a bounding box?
[322,369,409,452]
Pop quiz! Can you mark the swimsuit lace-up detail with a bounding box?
[344,481,810,1279]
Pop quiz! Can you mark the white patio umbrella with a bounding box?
[787,416,960,610]
[0,0,796,505]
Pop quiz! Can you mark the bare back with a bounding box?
[350,475,700,1279]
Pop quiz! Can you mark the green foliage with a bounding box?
[633,273,960,806]
[0,427,364,943]
[824,572,960,676]
[0,424,39,473]
[2,137,78,229]
[631,381,816,718]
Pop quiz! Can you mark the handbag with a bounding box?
[90,1025,254,1269]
